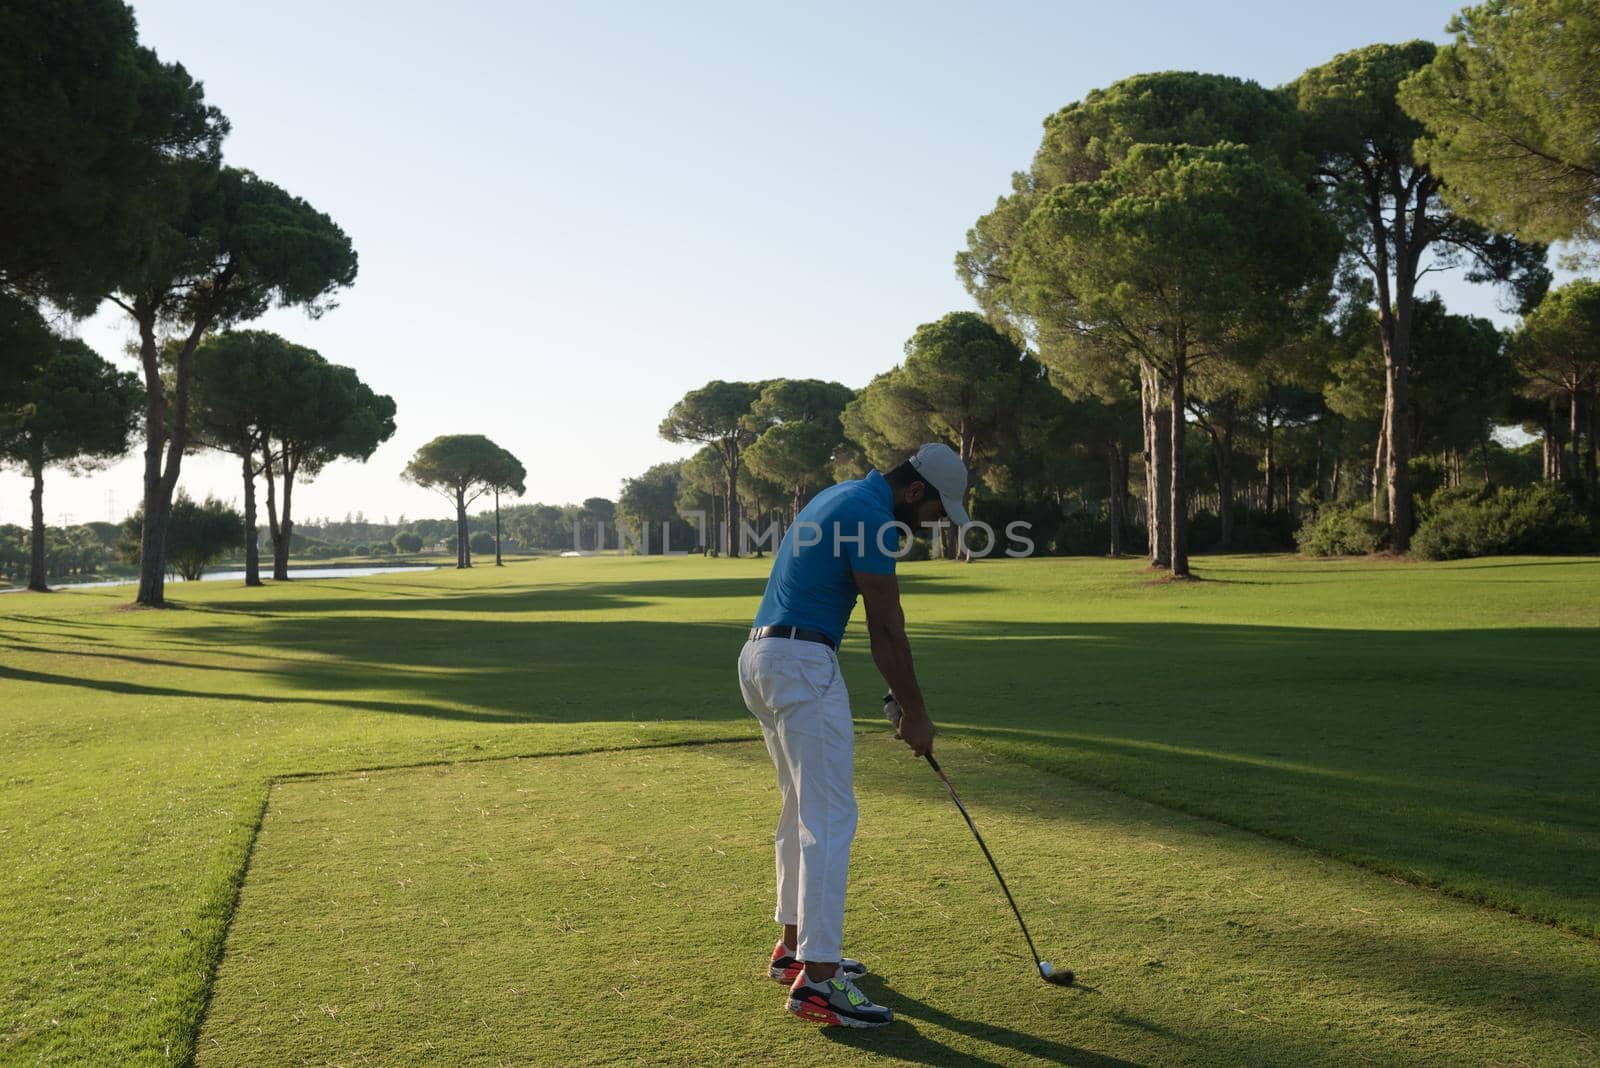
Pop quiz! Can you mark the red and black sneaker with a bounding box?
[768,941,867,985]
[786,970,893,1028]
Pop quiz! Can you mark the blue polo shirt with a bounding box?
[751,470,900,645]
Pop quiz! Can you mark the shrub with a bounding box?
[1413,482,1593,560]
[1193,506,1299,552]
[391,531,423,554]
[1414,483,1485,526]
[1295,503,1388,557]
[118,495,243,580]
[469,530,496,555]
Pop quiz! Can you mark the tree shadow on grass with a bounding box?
[0,612,114,636]
[0,662,531,724]
[731,740,1598,1063]
[10,592,1600,943]
[823,737,1600,1050]
[186,571,994,617]
[0,618,761,725]
[861,707,1600,939]
[192,577,775,616]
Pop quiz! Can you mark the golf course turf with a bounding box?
[2,554,1597,1064]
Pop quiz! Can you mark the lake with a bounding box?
[1,564,439,594]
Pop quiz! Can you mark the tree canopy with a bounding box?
[617,461,688,553]
[0,293,57,422]
[0,0,227,309]
[403,435,525,567]
[0,340,142,475]
[113,163,359,605]
[742,379,853,518]
[959,71,1305,326]
[1510,279,1600,480]
[1018,142,1340,573]
[0,338,142,590]
[1399,0,1600,252]
[659,380,763,554]
[191,331,394,581]
[1290,39,1550,549]
[960,70,1325,568]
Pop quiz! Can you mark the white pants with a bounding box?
[737,637,856,964]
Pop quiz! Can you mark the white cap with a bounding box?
[907,442,970,527]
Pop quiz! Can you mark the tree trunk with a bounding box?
[1263,410,1276,513]
[952,424,977,561]
[1373,400,1390,518]
[1386,346,1414,550]
[1329,420,1344,502]
[1119,444,1132,556]
[456,486,470,568]
[1143,366,1171,568]
[494,489,503,566]
[1106,442,1123,557]
[135,310,168,606]
[1314,423,1325,501]
[1213,426,1234,552]
[132,308,210,606]
[273,450,295,581]
[724,444,740,557]
[1140,375,1151,559]
[241,442,262,587]
[1586,389,1597,487]
[261,440,281,578]
[1569,388,1582,485]
[1382,258,1418,552]
[1169,369,1190,578]
[27,460,47,592]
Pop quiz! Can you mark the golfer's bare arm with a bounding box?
[855,570,935,754]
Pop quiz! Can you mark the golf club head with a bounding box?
[1042,967,1075,986]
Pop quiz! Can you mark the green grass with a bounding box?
[1,554,1597,1064]
[198,739,1599,1066]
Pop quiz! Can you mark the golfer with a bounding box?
[738,443,969,1028]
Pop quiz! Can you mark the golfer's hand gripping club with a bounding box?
[884,691,934,757]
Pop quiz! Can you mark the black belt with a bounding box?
[749,625,837,650]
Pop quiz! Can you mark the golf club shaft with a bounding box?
[925,753,1046,969]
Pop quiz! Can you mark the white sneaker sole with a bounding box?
[786,996,893,1028]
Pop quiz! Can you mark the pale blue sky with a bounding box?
[3,0,1513,527]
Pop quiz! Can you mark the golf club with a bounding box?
[886,694,1074,987]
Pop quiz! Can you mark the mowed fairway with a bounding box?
[200,739,1600,1066]
[2,555,1598,1065]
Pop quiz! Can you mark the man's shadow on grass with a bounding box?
[822,974,1145,1068]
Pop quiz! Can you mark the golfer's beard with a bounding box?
[893,501,926,534]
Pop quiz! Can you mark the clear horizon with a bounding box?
[0,0,1535,529]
